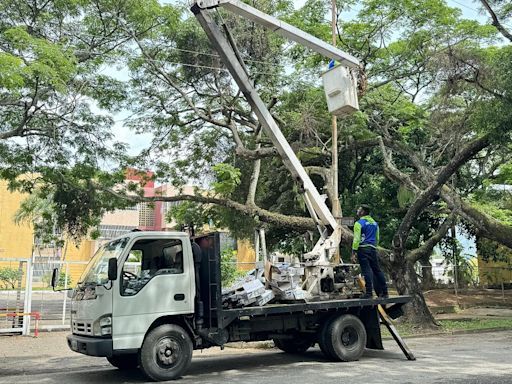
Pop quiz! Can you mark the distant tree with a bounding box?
[0,267,19,289]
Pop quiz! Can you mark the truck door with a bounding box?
[112,235,194,350]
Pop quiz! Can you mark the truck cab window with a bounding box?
[121,238,184,296]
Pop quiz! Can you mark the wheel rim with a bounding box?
[340,326,358,349]
[154,336,182,369]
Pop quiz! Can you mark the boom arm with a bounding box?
[194,0,359,68]
[191,0,359,262]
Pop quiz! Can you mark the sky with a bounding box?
[114,0,494,156]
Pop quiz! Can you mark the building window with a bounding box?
[138,202,155,227]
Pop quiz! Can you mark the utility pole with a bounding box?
[331,0,341,262]
[451,225,459,305]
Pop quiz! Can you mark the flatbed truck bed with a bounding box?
[221,296,411,318]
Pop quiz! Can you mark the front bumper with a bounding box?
[67,334,113,357]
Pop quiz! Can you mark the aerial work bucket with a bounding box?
[322,64,359,116]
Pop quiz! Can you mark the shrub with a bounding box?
[0,267,19,289]
[220,247,244,287]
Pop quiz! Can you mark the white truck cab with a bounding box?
[66,232,196,368]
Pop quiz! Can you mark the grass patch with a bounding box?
[439,319,512,332]
[382,318,512,338]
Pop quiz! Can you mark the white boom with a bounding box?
[195,0,360,68]
[191,0,359,265]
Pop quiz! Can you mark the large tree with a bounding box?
[0,0,175,239]
[4,0,512,328]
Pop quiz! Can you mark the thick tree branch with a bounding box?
[440,186,512,249]
[406,213,455,263]
[339,137,380,154]
[0,125,25,139]
[246,146,262,205]
[480,0,512,42]
[246,97,278,205]
[378,137,422,193]
[383,135,512,250]
[246,127,265,205]
[235,146,277,159]
[105,186,316,232]
[391,134,490,254]
[305,166,333,204]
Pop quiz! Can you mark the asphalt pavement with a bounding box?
[0,330,511,384]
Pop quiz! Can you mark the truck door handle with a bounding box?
[174,294,185,301]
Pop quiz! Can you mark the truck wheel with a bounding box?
[325,314,367,362]
[106,354,139,370]
[140,324,193,381]
[318,316,337,360]
[273,335,314,354]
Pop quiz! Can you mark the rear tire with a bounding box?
[273,335,314,354]
[318,316,337,360]
[325,314,366,361]
[139,324,193,381]
[106,354,139,370]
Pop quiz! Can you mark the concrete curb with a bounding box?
[388,326,512,340]
[430,304,512,315]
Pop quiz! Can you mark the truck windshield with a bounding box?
[79,237,129,285]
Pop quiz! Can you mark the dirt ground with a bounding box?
[423,288,512,308]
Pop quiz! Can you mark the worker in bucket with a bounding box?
[351,204,389,299]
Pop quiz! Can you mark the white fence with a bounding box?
[0,258,88,336]
[0,258,31,335]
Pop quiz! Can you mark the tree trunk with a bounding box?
[419,254,435,290]
[388,258,438,328]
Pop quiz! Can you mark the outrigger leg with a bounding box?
[378,304,416,361]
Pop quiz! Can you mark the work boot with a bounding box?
[360,293,373,299]
[378,293,389,299]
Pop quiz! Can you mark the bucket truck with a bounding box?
[60,1,415,381]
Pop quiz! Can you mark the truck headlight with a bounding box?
[93,314,112,336]
[99,316,112,327]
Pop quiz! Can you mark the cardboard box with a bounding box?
[280,288,308,301]
[237,279,265,300]
[254,290,274,306]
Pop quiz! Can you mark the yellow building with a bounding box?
[478,241,512,287]
[0,181,33,263]
[236,239,257,271]
[0,180,98,287]
[478,258,512,287]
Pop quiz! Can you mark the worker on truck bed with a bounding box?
[351,204,389,299]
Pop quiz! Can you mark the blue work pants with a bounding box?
[357,247,388,296]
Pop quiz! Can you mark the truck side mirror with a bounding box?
[108,258,118,281]
[51,268,59,290]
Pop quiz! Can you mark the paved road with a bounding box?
[1,330,511,384]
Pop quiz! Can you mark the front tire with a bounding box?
[106,354,139,370]
[139,324,193,381]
